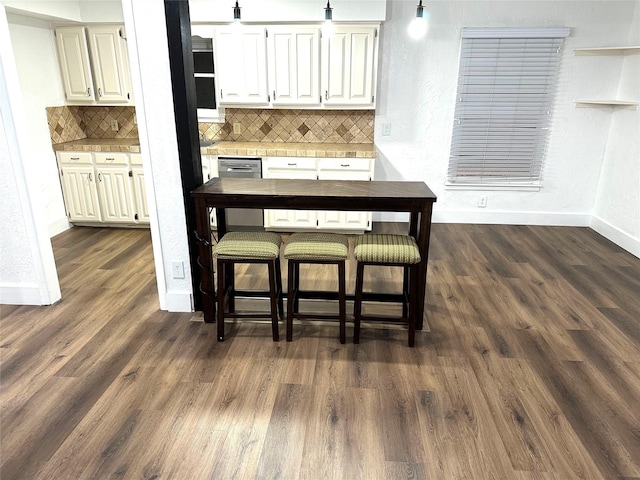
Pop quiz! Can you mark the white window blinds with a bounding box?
[447,27,569,187]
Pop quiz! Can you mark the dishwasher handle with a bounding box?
[226,166,256,172]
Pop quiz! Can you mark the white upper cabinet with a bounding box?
[55,25,133,105]
[215,26,269,105]
[267,26,321,106]
[86,26,132,104]
[321,25,378,107]
[55,27,95,102]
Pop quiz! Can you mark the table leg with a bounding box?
[194,199,216,323]
[416,203,434,331]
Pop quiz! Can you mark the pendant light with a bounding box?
[233,1,241,22]
[408,0,428,39]
[323,0,334,35]
[324,1,333,22]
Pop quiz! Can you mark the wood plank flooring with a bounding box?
[1,224,639,479]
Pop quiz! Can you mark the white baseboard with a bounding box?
[0,283,48,305]
[48,218,70,238]
[432,210,591,226]
[590,216,640,258]
[165,290,194,312]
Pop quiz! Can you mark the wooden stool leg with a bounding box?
[293,262,300,314]
[286,260,296,342]
[353,262,365,344]
[227,262,235,313]
[402,266,409,319]
[217,259,226,342]
[268,260,279,342]
[338,261,346,344]
[408,264,418,347]
[275,257,284,318]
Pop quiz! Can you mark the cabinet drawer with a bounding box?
[57,151,93,165]
[130,153,143,166]
[318,158,372,172]
[265,157,317,170]
[94,152,129,166]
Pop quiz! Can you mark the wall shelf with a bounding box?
[573,46,640,56]
[575,100,638,109]
[574,46,639,109]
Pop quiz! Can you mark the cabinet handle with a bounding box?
[87,87,91,97]
[325,90,328,100]
[220,89,223,99]
[273,90,276,100]
[341,164,350,167]
[98,173,102,182]
[88,172,93,182]
[106,157,115,162]
[287,163,297,167]
[70,157,80,161]
[98,88,102,97]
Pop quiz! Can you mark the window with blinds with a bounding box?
[447,27,570,188]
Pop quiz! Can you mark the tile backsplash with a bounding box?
[47,106,374,145]
[47,106,138,144]
[199,109,375,144]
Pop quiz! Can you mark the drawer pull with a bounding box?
[341,164,350,167]
[287,163,297,167]
[70,157,80,161]
[87,87,91,97]
[105,157,115,162]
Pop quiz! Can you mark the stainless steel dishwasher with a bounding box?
[217,156,264,230]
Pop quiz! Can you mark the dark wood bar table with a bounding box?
[191,177,437,334]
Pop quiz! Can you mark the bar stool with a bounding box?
[284,232,349,343]
[353,234,421,347]
[214,231,284,342]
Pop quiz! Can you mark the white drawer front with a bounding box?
[94,152,129,166]
[57,151,93,165]
[265,157,317,170]
[129,153,143,166]
[318,158,372,172]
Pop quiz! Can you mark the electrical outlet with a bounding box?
[171,261,185,279]
[382,123,391,136]
[478,196,488,208]
[233,123,242,134]
[110,119,119,131]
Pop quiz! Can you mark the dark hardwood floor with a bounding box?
[1,224,639,479]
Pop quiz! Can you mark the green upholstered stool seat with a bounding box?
[353,234,421,347]
[284,232,348,344]
[215,231,282,259]
[214,231,284,342]
[284,233,349,261]
[354,234,421,264]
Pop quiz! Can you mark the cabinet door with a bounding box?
[87,25,131,104]
[267,26,320,106]
[263,162,317,229]
[321,25,377,107]
[131,167,150,224]
[96,167,136,223]
[55,27,95,102]
[317,168,372,230]
[215,26,268,105]
[59,166,102,222]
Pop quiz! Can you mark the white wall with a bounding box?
[121,0,193,311]
[591,4,640,257]
[375,0,639,240]
[7,13,69,237]
[0,5,61,305]
[188,0,386,23]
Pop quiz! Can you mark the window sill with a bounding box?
[445,182,541,192]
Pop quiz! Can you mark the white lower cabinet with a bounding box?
[57,151,148,226]
[263,156,374,231]
[59,164,102,223]
[130,154,150,224]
